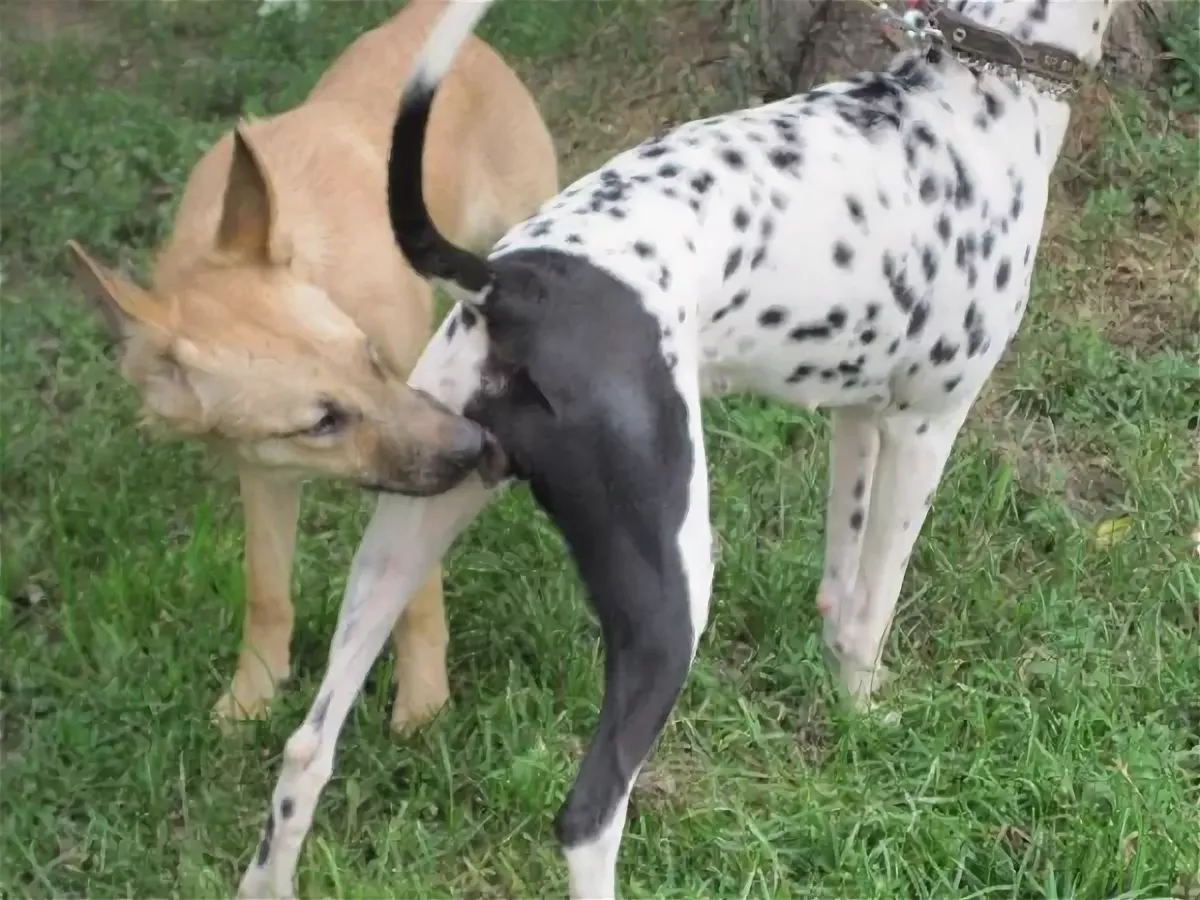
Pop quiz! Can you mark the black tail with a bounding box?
[387,1,496,299]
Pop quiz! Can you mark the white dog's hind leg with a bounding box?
[236,480,494,900]
[829,403,973,707]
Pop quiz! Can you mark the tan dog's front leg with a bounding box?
[213,466,302,727]
[388,566,450,733]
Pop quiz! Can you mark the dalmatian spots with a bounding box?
[480,14,1076,428]
[724,249,743,280]
[995,257,1012,290]
[759,306,788,327]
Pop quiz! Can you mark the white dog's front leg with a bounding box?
[831,404,973,706]
[236,478,496,900]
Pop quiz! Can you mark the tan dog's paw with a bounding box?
[212,671,280,732]
[389,675,450,735]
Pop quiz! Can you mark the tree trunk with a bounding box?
[751,0,1170,98]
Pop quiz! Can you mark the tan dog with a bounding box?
[65,0,558,733]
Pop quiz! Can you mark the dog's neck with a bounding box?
[952,0,1117,68]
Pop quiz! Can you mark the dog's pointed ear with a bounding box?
[65,240,165,341]
[216,124,282,262]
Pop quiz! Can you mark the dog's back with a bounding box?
[154,0,553,368]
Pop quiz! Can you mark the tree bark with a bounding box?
[751,0,1169,98]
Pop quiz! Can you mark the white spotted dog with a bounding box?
[237,1,1126,898]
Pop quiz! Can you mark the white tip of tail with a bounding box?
[415,0,496,86]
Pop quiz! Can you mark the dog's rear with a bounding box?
[66,0,557,730]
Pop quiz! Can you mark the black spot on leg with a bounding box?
[888,339,900,355]
[733,208,750,231]
[721,148,746,169]
[1034,129,1042,156]
[280,798,295,819]
[787,364,815,382]
[750,248,767,270]
[982,231,995,260]
[833,241,855,268]
[566,233,583,245]
[828,307,848,329]
[770,191,788,211]
[916,422,929,435]
[256,813,276,866]
[919,175,938,203]
[723,249,743,280]
[944,376,963,393]
[658,163,680,178]
[1024,245,1032,265]
[460,307,478,330]
[759,306,787,327]
[846,195,865,224]
[853,478,865,500]
[861,328,876,344]
[659,267,672,291]
[850,509,864,531]
[445,314,459,342]
[309,693,332,730]
[866,303,880,320]
[878,189,891,209]
[634,241,655,258]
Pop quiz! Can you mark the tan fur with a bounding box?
[65,0,558,732]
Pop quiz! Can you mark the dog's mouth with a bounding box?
[360,430,511,496]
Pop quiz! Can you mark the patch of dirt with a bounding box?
[2,0,105,41]
[972,400,1129,522]
[510,1,749,183]
[1041,78,1200,355]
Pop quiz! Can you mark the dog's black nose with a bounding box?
[448,417,485,463]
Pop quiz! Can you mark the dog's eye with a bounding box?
[306,402,349,437]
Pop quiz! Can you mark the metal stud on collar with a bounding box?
[855,0,945,44]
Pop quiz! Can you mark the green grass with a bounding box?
[2,1,1199,898]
